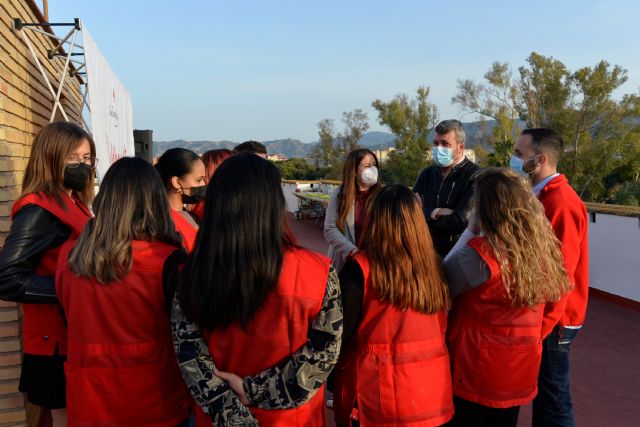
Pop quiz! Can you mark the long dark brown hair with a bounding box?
[178,153,296,330]
[336,148,381,232]
[472,168,571,306]
[21,121,96,207]
[359,184,449,314]
[68,157,181,284]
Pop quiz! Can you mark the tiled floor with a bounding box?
[287,213,640,427]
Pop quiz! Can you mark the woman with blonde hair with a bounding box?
[332,184,454,426]
[443,168,572,427]
[324,148,381,272]
[0,121,96,426]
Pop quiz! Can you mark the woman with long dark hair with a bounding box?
[0,121,95,426]
[324,148,381,272]
[155,148,206,251]
[443,168,571,427]
[56,157,191,426]
[332,184,454,426]
[173,153,343,426]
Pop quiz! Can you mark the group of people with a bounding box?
[0,118,588,427]
[324,120,588,427]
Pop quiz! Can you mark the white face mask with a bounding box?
[360,166,378,187]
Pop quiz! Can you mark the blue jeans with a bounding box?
[532,325,579,427]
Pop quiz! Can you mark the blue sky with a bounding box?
[49,0,640,143]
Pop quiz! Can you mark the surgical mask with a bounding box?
[63,163,90,192]
[181,185,206,204]
[360,166,378,187]
[509,155,539,176]
[432,146,454,167]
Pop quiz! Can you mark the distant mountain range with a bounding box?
[153,120,503,159]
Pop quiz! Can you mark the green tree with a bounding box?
[576,91,640,201]
[274,158,325,180]
[339,109,370,155]
[312,118,337,168]
[567,60,628,185]
[314,110,370,180]
[518,52,574,133]
[372,86,439,185]
[610,181,640,206]
[453,61,523,166]
[517,53,631,195]
[473,144,490,167]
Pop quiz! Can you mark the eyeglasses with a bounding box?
[66,156,98,170]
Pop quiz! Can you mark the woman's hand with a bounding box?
[214,368,250,406]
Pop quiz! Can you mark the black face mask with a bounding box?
[64,164,90,192]
[181,185,206,204]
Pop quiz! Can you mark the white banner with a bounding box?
[82,22,134,181]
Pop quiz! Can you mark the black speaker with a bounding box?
[133,129,153,163]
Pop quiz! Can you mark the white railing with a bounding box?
[587,211,640,302]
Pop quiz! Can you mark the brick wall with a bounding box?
[1,0,83,424]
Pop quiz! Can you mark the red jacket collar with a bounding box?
[537,174,568,199]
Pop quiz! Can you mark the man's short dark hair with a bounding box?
[521,128,563,165]
[435,119,465,143]
[234,140,267,155]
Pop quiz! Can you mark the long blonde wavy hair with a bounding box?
[359,184,449,314]
[473,168,571,307]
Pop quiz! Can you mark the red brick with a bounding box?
[0,323,19,338]
[0,380,20,394]
[0,409,26,424]
[0,338,21,353]
[0,309,18,322]
[0,393,24,410]
[0,366,20,380]
[0,352,21,367]
[0,300,16,309]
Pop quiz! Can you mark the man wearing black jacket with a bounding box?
[413,119,480,258]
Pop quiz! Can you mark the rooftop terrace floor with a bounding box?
[287,214,640,427]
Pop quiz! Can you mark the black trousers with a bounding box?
[444,396,520,427]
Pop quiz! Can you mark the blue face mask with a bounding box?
[432,146,454,167]
[509,155,539,176]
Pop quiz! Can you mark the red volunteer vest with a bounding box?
[10,192,91,355]
[333,254,453,427]
[56,239,190,427]
[446,237,544,408]
[194,247,330,427]
[171,209,197,252]
[538,174,589,332]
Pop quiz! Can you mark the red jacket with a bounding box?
[170,209,198,252]
[447,237,544,409]
[10,192,91,355]
[333,253,453,426]
[538,174,589,333]
[194,247,331,427]
[56,240,190,427]
[191,200,205,222]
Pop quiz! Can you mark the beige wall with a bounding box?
[1,0,84,423]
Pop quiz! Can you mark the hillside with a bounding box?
[153,120,504,158]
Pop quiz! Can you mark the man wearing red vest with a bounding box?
[511,128,589,427]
